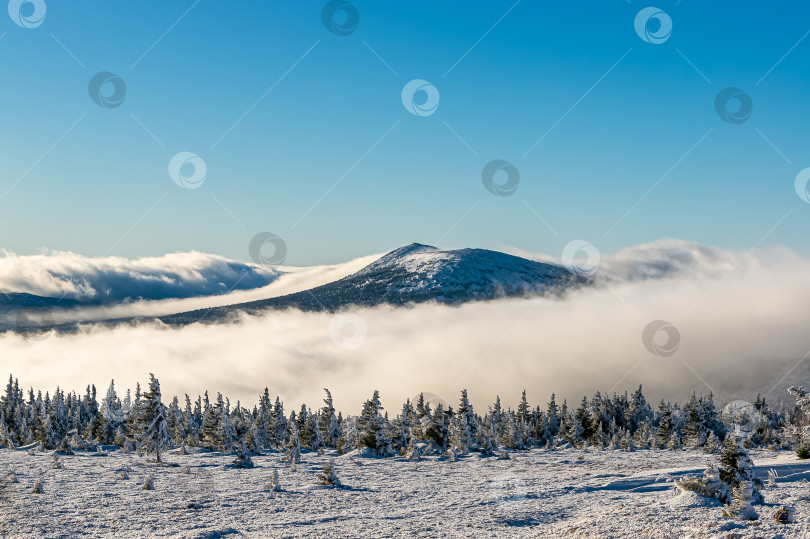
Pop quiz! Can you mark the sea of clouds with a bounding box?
[0,250,279,303]
[0,240,808,414]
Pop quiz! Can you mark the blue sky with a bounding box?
[1,0,809,265]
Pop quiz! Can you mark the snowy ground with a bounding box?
[1,446,810,538]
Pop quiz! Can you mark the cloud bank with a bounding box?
[0,250,282,304]
[0,240,808,415]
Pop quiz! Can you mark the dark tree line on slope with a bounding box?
[0,374,807,461]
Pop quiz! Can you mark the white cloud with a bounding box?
[0,250,280,303]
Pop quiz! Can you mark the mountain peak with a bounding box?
[386,243,438,257]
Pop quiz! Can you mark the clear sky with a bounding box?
[1,0,809,265]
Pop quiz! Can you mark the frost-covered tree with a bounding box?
[316,458,342,487]
[723,480,759,520]
[337,416,360,454]
[125,383,143,440]
[499,412,519,449]
[390,400,414,452]
[405,425,422,461]
[100,380,124,444]
[718,436,762,501]
[201,393,220,450]
[184,394,201,447]
[268,469,281,491]
[424,403,449,452]
[544,393,560,443]
[656,400,674,448]
[0,417,13,449]
[270,397,287,448]
[286,422,301,464]
[46,389,69,450]
[137,374,173,463]
[359,390,393,456]
[217,396,238,453]
[788,386,810,458]
[232,438,254,468]
[320,389,341,448]
[308,413,323,452]
[457,390,477,450]
[449,413,471,455]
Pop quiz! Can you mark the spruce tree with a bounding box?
[320,389,340,448]
[201,397,221,450]
[337,416,359,454]
[405,425,422,461]
[286,422,302,464]
[424,403,449,452]
[656,401,674,448]
[137,374,173,463]
[358,390,393,456]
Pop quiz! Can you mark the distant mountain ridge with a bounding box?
[0,292,81,312]
[158,243,580,326]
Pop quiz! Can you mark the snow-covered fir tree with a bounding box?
[286,422,302,464]
[359,390,393,456]
[137,374,173,463]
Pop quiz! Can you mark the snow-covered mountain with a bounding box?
[158,243,581,326]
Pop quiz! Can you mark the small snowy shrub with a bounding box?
[676,464,730,503]
[722,481,759,520]
[405,438,421,461]
[142,475,154,490]
[677,436,763,512]
[316,458,342,487]
[31,478,43,494]
[232,440,254,469]
[55,437,73,455]
[264,469,281,492]
[51,454,62,469]
[767,468,778,489]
